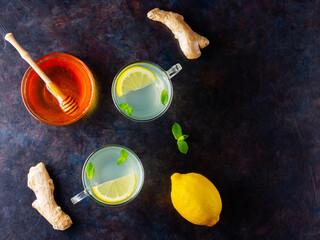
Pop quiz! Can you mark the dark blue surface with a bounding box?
[0,0,319,239]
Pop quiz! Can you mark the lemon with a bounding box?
[116,66,157,97]
[170,172,222,226]
[92,172,136,203]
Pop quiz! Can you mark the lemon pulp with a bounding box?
[92,172,137,203]
[116,66,157,97]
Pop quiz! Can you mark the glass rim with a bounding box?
[81,144,145,207]
[111,61,173,122]
[21,52,95,126]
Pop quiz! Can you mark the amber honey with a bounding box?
[21,53,95,125]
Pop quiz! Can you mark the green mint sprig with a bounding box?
[117,149,129,165]
[119,103,133,116]
[172,123,189,154]
[161,89,168,106]
[86,162,95,179]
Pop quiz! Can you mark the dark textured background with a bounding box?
[0,0,319,239]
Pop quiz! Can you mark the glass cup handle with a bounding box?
[166,63,182,79]
[71,190,89,204]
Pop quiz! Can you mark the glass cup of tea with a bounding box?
[71,145,144,206]
[111,61,182,122]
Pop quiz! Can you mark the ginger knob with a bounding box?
[147,8,209,59]
[27,162,72,230]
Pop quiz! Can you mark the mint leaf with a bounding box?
[86,162,95,179]
[172,123,189,154]
[117,149,129,165]
[119,103,128,110]
[172,123,183,140]
[118,103,133,116]
[161,89,168,106]
[125,105,133,116]
[178,135,189,141]
[117,157,127,165]
[177,140,188,154]
[120,149,129,158]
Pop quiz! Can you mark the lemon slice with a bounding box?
[116,66,157,97]
[92,172,136,203]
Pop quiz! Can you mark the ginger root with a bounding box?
[27,162,72,230]
[147,8,209,59]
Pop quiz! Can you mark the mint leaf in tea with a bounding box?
[86,162,95,179]
[117,149,129,165]
[161,89,168,106]
[119,103,133,116]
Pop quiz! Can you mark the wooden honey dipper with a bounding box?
[4,33,78,116]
